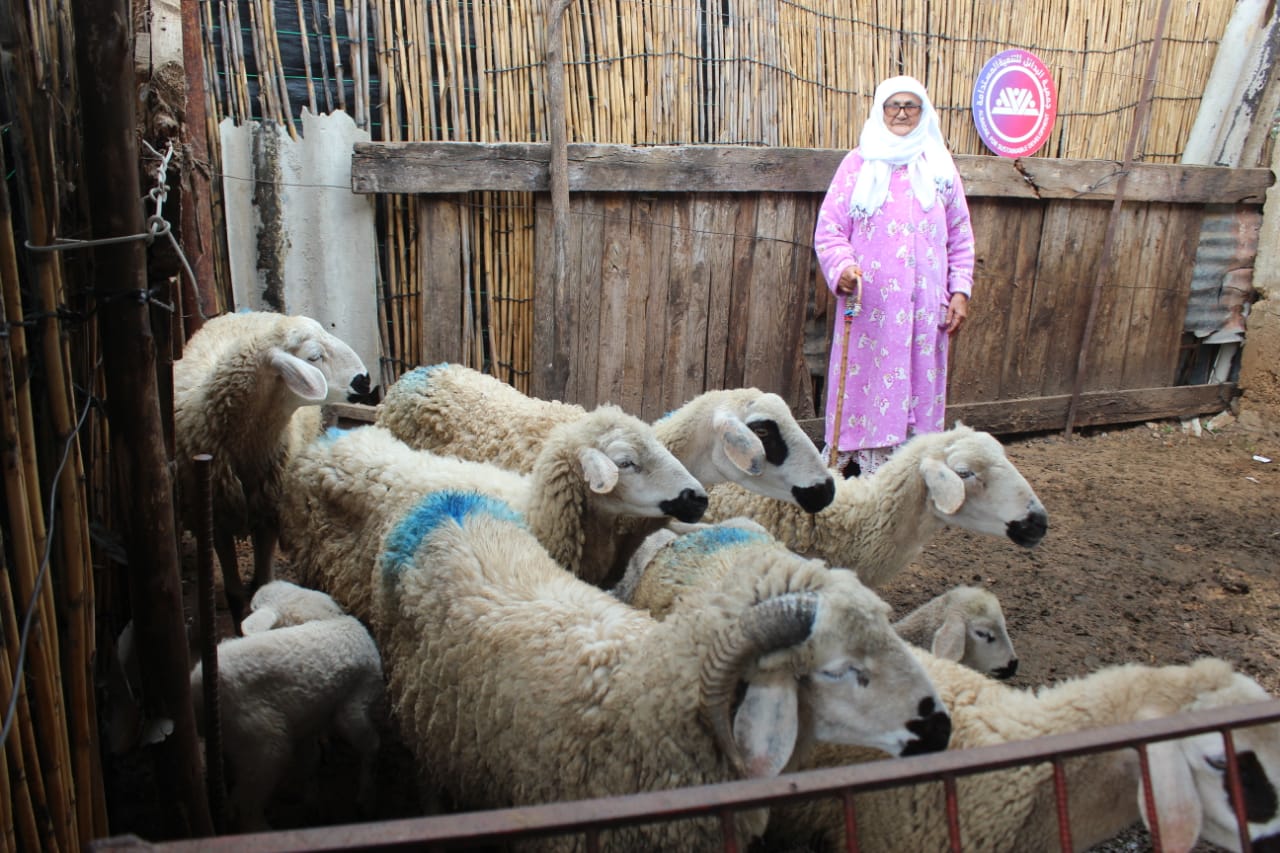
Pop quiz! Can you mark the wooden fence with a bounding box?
[354,142,1270,434]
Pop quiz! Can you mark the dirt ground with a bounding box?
[106,413,1280,848]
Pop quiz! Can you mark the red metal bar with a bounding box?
[841,789,860,853]
[90,700,1280,853]
[1136,744,1163,851]
[1222,729,1254,853]
[1050,756,1072,853]
[718,808,739,853]
[943,775,963,853]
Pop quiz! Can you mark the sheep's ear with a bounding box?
[578,447,619,494]
[732,671,799,779]
[931,611,967,661]
[240,607,279,634]
[270,349,329,402]
[712,409,765,476]
[920,457,965,514]
[1139,738,1202,853]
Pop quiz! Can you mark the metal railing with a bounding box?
[91,698,1280,852]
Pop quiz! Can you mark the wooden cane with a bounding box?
[827,269,863,470]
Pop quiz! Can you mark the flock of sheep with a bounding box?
[171,310,1280,851]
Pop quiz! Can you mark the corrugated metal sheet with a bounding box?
[1184,206,1261,343]
[220,110,381,382]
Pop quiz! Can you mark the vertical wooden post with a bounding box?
[71,0,213,838]
[1064,0,1174,437]
[180,0,220,334]
[534,0,573,400]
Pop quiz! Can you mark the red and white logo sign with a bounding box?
[972,49,1057,158]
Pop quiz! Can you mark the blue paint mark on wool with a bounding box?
[380,491,526,582]
[668,525,771,558]
[318,425,354,445]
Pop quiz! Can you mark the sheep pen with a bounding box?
[129,416,1280,846]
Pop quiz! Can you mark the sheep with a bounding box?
[701,423,1049,590]
[373,490,952,851]
[239,579,346,634]
[763,650,1280,853]
[188,592,384,831]
[279,404,708,622]
[616,530,1019,678]
[376,363,837,513]
[891,585,1018,679]
[174,310,371,627]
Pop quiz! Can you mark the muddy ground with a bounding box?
[105,414,1280,849]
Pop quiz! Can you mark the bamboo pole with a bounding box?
[0,137,52,853]
[71,0,213,837]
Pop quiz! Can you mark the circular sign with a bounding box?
[971,49,1057,158]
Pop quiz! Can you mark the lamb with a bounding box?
[701,423,1049,590]
[376,363,836,513]
[188,587,383,831]
[763,650,1280,853]
[239,579,346,634]
[373,489,952,851]
[279,404,708,622]
[174,310,371,626]
[891,585,1018,679]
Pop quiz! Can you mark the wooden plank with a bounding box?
[949,198,1028,405]
[796,383,1238,441]
[623,195,659,417]
[639,197,678,420]
[702,196,739,392]
[532,194,555,399]
[1127,205,1203,388]
[562,195,593,404]
[723,196,759,388]
[354,142,1273,203]
[1080,205,1147,392]
[742,195,799,395]
[784,196,819,417]
[662,197,702,413]
[595,194,632,409]
[418,197,465,364]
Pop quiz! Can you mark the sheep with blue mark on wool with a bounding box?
[280,403,708,623]
[702,424,1049,590]
[376,363,836,513]
[373,491,950,852]
[174,310,371,626]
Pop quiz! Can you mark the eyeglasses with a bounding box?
[884,101,922,116]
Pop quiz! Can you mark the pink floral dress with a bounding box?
[814,149,975,454]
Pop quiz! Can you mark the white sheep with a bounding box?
[702,423,1049,590]
[373,490,952,851]
[279,403,707,622]
[174,310,371,626]
[239,579,346,634]
[764,650,1280,853]
[891,585,1018,679]
[376,363,837,513]
[189,589,383,831]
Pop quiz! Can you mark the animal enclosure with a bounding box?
[354,142,1269,433]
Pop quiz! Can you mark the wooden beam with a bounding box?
[799,384,1238,442]
[352,142,1273,203]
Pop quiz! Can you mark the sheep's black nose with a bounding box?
[348,373,377,404]
[662,489,709,523]
[1007,507,1048,547]
[351,372,372,395]
[793,477,835,513]
[992,659,1019,680]
[902,697,951,755]
[1252,834,1280,853]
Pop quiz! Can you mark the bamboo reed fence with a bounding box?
[199,0,1238,394]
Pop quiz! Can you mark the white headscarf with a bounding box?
[848,76,957,219]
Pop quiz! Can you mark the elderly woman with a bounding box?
[815,75,975,477]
